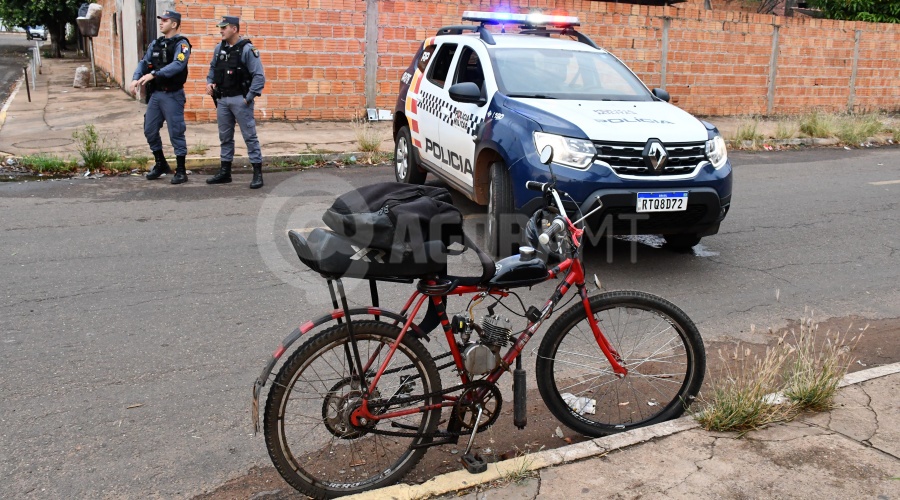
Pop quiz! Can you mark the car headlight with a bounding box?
[706,135,728,169]
[533,132,596,170]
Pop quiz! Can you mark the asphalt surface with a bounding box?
[1,146,899,497]
[0,34,36,106]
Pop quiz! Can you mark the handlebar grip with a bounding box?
[538,217,566,245]
[525,181,546,192]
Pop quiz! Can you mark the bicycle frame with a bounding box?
[349,253,628,426]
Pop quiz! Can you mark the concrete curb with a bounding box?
[345,362,900,500]
[0,75,25,133]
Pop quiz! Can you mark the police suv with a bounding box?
[393,11,733,256]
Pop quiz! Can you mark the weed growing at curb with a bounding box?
[497,445,542,485]
[20,154,74,173]
[188,141,210,155]
[694,343,796,434]
[836,114,883,145]
[694,312,860,433]
[732,118,764,146]
[774,119,799,140]
[783,316,862,412]
[352,114,385,153]
[799,111,836,138]
[72,125,121,170]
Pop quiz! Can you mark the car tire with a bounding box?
[487,161,521,258]
[394,125,426,185]
[664,233,701,251]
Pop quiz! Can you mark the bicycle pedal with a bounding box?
[460,453,487,474]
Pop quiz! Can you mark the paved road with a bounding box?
[0,34,36,107]
[1,147,898,497]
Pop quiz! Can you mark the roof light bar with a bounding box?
[462,11,580,28]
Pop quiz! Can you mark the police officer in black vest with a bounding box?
[206,16,266,189]
[130,10,191,184]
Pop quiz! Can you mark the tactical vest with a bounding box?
[214,39,252,97]
[148,35,190,91]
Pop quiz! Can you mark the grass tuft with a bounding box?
[799,111,836,138]
[20,154,74,173]
[731,118,764,146]
[188,140,210,155]
[695,311,859,433]
[835,114,883,145]
[774,119,799,140]
[352,114,386,153]
[694,343,796,433]
[783,316,861,412]
[72,125,121,170]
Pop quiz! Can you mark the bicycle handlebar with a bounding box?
[538,217,566,245]
[525,180,547,192]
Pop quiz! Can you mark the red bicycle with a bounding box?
[252,150,705,498]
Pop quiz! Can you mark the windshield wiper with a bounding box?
[506,93,556,99]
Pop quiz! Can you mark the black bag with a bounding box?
[322,183,464,255]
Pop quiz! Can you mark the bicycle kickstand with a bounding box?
[460,404,488,474]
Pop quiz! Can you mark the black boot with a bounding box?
[206,161,232,184]
[146,150,172,180]
[171,155,187,184]
[250,163,263,189]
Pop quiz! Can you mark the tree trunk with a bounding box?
[47,21,64,58]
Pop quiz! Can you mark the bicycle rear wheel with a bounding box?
[536,291,705,437]
[264,321,441,499]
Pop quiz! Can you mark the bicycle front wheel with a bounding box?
[264,321,441,499]
[536,291,705,437]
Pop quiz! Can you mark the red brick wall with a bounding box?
[90,1,900,121]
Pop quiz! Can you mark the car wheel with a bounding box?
[487,161,520,258]
[664,234,701,251]
[394,126,426,184]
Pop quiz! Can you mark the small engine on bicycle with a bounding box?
[452,312,513,376]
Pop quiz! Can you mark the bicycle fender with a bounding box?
[251,307,422,434]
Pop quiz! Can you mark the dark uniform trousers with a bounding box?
[216,95,262,164]
[144,89,188,157]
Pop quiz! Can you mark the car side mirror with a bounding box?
[652,88,670,102]
[449,82,487,106]
[539,145,554,165]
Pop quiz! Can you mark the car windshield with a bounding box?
[490,48,653,101]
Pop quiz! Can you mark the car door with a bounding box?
[441,44,494,190]
[408,41,458,180]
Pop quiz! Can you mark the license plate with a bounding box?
[636,192,688,212]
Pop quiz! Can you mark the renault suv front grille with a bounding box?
[592,141,707,176]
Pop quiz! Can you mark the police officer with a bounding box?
[129,10,191,184]
[206,16,266,189]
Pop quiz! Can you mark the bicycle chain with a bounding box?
[353,379,501,439]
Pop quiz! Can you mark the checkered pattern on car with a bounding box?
[419,91,485,138]
[456,112,483,137]
[418,92,444,119]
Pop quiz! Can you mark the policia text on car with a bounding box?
[205,16,267,189]
[129,10,191,184]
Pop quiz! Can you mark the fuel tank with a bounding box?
[487,247,549,288]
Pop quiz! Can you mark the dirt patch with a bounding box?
[194,316,899,499]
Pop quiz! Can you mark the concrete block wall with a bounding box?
[88,0,900,122]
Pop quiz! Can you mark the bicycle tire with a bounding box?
[264,321,441,499]
[536,291,705,437]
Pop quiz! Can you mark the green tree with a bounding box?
[808,0,900,23]
[0,0,80,57]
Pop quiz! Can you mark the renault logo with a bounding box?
[642,139,668,172]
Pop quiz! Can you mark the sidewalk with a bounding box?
[0,55,394,170]
[351,363,900,500]
[0,53,783,174]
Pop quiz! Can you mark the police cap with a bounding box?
[157,10,182,22]
[216,16,240,29]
